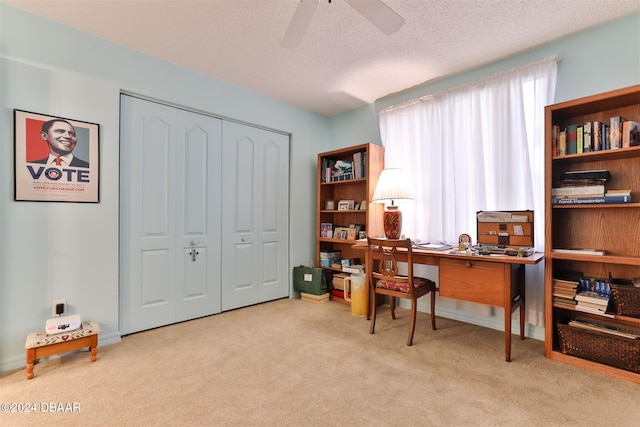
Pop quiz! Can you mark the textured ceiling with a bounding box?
[4,0,640,116]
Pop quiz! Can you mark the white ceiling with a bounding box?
[5,0,640,117]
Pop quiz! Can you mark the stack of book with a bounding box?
[574,280,612,317]
[552,278,579,309]
[575,291,611,316]
[551,169,632,205]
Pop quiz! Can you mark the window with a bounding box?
[378,57,557,325]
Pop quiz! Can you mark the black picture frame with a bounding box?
[14,109,100,203]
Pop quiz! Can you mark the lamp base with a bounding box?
[383,205,402,239]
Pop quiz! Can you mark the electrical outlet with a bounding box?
[53,299,67,317]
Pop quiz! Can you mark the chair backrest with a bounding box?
[367,237,416,297]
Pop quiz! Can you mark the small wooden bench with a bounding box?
[25,320,100,380]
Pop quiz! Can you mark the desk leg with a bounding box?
[504,264,514,362]
[504,306,511,362]
[518,265,526,341]
[505,264,526,362]
[26,348,35,380]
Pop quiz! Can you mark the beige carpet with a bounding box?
[1,298,639,426]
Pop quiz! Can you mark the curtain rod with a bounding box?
[380,56,560,114]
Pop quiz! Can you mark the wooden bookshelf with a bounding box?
[317,143,384,304]
[544,85,640,383]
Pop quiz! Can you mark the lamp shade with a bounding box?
[372,168,412,239]
[372,168,413,204]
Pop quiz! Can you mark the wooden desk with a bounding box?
[356,244,544,362]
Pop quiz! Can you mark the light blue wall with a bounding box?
[0,3,329,371]
[330,13,640,146]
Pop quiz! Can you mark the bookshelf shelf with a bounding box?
[321,178,368,186]
[552,304,640,327]
[552,145,640,162]
[544,84,640,384]
[317,143,384,305]
[549,253,640,266]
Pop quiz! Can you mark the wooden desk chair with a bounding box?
[367,237,437,346]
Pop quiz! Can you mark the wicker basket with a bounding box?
[556,323,640,374]
[610,283,640,318]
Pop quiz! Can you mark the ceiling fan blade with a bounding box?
[346,0,405,35]
[281,0,318,48]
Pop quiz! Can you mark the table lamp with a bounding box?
[372,168,413,239]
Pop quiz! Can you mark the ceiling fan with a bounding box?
[281,0,405,48]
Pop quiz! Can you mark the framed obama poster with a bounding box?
[14,110,100,203]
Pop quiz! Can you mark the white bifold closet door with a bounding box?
[221,121,290,311]
[120,95,290,335]
[120,95,222,335]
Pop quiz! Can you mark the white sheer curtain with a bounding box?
[378,57,557,327]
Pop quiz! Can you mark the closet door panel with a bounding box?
[257,131,289,303]
[120,97,177,334]
[221,122,259,311]
[175,111,222,321]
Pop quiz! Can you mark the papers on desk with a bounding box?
[413,242,453,251]
[477,211,529,223]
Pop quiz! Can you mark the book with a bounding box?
[566,124,578,154]
[577,126,583,154]
[560,169,610,182]
[605,188,632,195]
[551,185,605,197]
[575,305,614,318]
[552,125,560,156]
[557,130,567,156]
[593,120,603,151]
[622,120,639,148]
[552,248,605,255]
[552,278,579,288]
[353,151,363,179]
[576,300,608,310]
[342,265,364,274]
[609,116,625,149]
[551,194,631,205]
[583,121,592,152]
[602,121,609,150]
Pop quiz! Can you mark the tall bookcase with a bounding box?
[317,143,384,304]
[544,85,640,383]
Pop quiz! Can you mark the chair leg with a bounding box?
[370,294,377,335]
[407,299,417,346]
[430,290,437,330]
[390,296,396,319]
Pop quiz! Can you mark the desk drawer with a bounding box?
[439,258,504,306]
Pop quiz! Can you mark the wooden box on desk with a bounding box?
[476,210,534,248]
